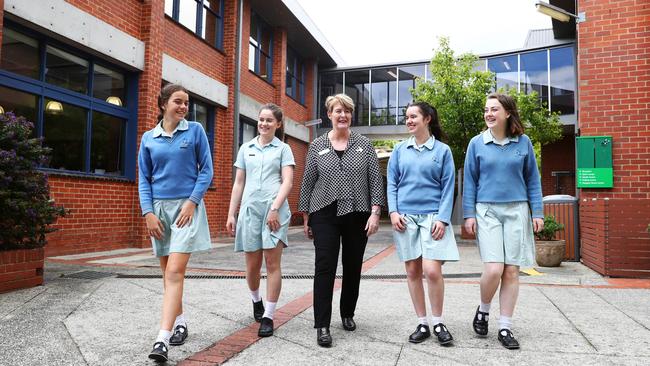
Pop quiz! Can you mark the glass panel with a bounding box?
[259,53,271,79]
[43,99,86,172]
[91,111,125,175]
[286,74,294,98]
[260,27,272,55]
[318,73,343,128]
[45,45,89,94]
[397,65,425,124]
[178,0,198,32]
[520,50,549,106]
[1,28,40,79]
[344,70,370,126]
[488,55,518,92]
[248,43,256,71]
[0,86,38,127]
[550,47,576,115]
[202,7,217,45]
[193,101,208,131]
[93,64,126,106]
[164,0,174,16]
[370,68,397,126]
[240,121,256,145]
[250,14,259,44]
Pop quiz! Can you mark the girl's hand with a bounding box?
[145,213,164,240]
[390,212,406,232]
[464,218,477,236]
[533,218,544,233]
[267,209,280,232]
[226,215,236,236]
[431,220,446,240]
[176,200,197,228]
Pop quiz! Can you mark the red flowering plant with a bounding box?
[0,112,68,250]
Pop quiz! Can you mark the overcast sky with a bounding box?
[294,0,554,66]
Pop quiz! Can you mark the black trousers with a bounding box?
[309,202,370,328]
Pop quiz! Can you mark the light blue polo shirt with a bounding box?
[234,136,295,203]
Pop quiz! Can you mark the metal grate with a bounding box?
[63,271,115,280]
[116,273,484,280]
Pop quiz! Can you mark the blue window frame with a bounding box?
[286,47,305,104]
[248,12,273,82]
[165,0,224,50]
[0,22,138,179]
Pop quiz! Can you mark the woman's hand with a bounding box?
[431,220,446,240]
[145,213,164,240]
[390,212,406,232]
[533,218,544,233]
[226,215,236,237]
[303,213,313,239]
[176,200,197,228]
[464,218,477,236]
[365,213,380,237]
[267,210,280,232]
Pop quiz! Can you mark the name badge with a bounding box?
[318,148,330,156]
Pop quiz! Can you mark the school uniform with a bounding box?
[462,130,543,267]
[138,119,213,257]
[233,136,295,252]
[387,136,459,262]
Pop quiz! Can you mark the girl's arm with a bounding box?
[226,168,246,235]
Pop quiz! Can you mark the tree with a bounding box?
[412,37,563,166]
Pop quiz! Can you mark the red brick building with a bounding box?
[0,0,341,256]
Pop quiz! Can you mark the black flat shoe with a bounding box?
[316,327,332,347]
[341,317,356,331]
[253,300,264,322]
[408,324,431,343]
[473,306,489,336]
[258,317,274,337]
[432,323,454,345]
[148,342,168,362]
[498,328,520,349]
[169,324,188,346]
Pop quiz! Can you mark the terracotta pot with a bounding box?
[535,240,565,267]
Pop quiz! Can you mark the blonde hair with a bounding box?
[325,93,355,113]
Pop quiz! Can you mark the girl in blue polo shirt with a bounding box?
[387,101,459,346]
[463,93,544,350]
[227,103,295,338]
[139,84,213,362]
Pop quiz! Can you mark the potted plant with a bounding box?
[0,112,67,293]
[534,215,565,267]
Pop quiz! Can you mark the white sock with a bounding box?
[262,301,277,319]
[250,289,261,302]
[499,315,513,330]
[479,302,491,313]
[155,329,172,347]
[418,316,428,326]
[430,315,442,326]
[173,313,186,328]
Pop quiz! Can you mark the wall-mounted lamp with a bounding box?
[106,96,123,106]
[535,1,585,23]
[0,105,4,114]
[45,100,64,114]
[387,70,398,79]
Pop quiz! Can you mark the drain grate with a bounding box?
[63,270,115,280]
[116,273,484,280]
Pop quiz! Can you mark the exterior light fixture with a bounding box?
[387,70,398,79]
[535,1,585,23]
[0,105,4,114]
[45,100,64,113]
[106,96,123,106]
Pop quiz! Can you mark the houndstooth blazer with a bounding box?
[298,131,385,216]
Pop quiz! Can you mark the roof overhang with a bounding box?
[549,0,577,39]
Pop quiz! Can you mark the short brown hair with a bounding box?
[325,93,354,113]
[486,93,524,137]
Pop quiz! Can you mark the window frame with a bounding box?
[0,21,138,180]
[248,12,273,82]
[165,0,225,51]
[286,47,305,105]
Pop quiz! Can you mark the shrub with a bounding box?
[534,215,565,241]
[0,112,68,250]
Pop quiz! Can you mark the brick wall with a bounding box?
[65,0,142,38]
[541,134,576,196]
[0,248,44,293]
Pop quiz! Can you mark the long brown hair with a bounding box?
[259,103,285,140]
[407,101,447,142]
[157,84,188,122]
[486,93,524,137]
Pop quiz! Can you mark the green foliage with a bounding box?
[371,139,400,149]
[0,113,68,251]
[412,37,564,166]
[535,215,565,241]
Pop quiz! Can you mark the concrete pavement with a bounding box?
[1,223,649,365]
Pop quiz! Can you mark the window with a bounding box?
[165,0,224,50]
[488,55,518,92]
[520,50,549,106]
[550,47,575,115]
[318,72,343,128]
[239,118,257,146]
[397,65,425,124]
[370,68,397,126]
[286,47,305,104]
[249,13,272,82]
[344,70,370,126]
[0,24,135,178]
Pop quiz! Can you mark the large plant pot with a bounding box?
[535,240,565,267]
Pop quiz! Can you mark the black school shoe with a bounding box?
[341,317,356,331]
[498,328,520,349]
[253,300,265,322]
[148,342,168,362]
[258,317,274,337]
[169,324,188,346]
[473,306,489,336]
[316,327,332,347]
[432,323,454,345]
[408,324,431,343]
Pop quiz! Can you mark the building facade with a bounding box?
[0,0,340,256]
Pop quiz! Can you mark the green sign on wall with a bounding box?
[576,136,613,188]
